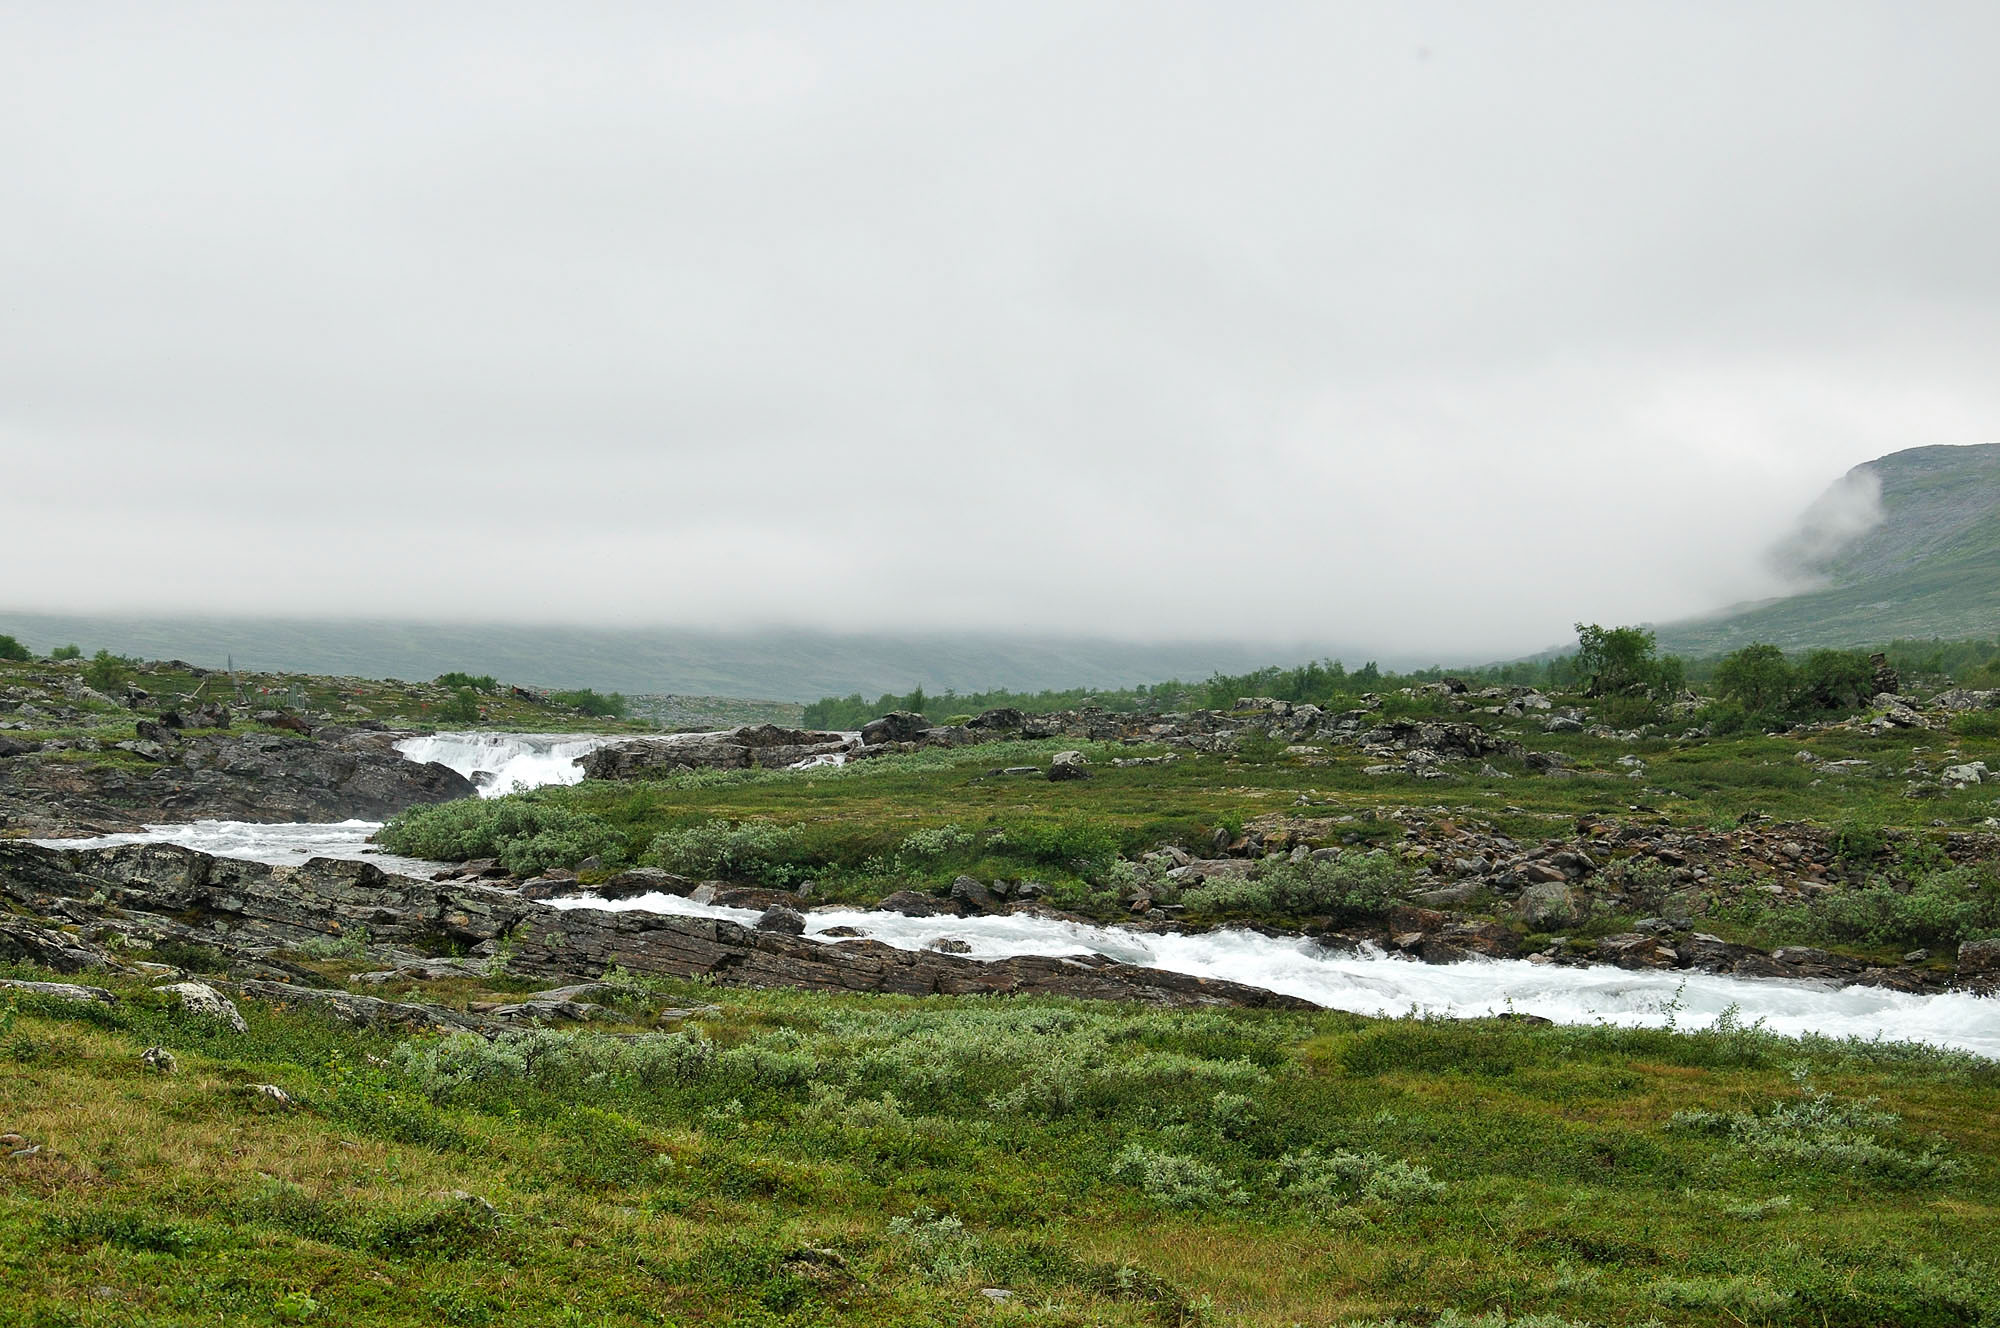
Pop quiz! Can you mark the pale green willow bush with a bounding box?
[643,818,804,883]
[377,798,625,875]
[1179,852,1408,922]
[1277,1147,1445,1211]
[1667,1070,1962,1184]
[391,1029,713,1101]
[1109,1144,1245,1209]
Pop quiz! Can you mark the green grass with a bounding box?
[374,710,2000,956]
[1,969,1995,1326]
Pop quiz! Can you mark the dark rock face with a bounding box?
[1959,937,2000,976]
[0,729,475,835]
[504,904,1312,1008]
[578,726,850,779]
[860,712,931,745]
[0,918,117,973]
[0,841,1313,1012]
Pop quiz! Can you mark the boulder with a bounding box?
[1595,933,1677,969]
[154,980,249,1032]
[755,905,808,936]
[1957,937,2000,976]
[949,876,997,912]
[859,712,931,745]
[1513,880,1579,929]
[0,919,115,973]
[0,979,116,1005]
[876,890,952,918]
[1048,750,1091,781]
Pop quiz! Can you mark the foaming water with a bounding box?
[32,819,445,874]
[395,731,624,797]
[546,891,2000,1058]
[31,732,636,869]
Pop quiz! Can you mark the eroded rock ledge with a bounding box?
[0,842,1311,1012]
[0,729,475,836]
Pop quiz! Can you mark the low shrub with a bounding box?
[391,1028,715,1101]
[1108,1143,1244,1209]
[645,818,805,884]
[549,688,627,718]
[377,796,626,875]
[1278,1147,1444,1211]
[897,824,973,862]
[887,1208,985,1282]
[1667,1070,1961,1184]
[1180,853,1407,922]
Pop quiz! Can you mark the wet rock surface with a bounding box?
[0,841,1314,1014]
[0,728,474,836]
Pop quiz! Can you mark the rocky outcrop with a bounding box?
[0,729,474,836]
[502,903,1311,1008]
[579,726,852,779]
[0,841,1311,1012]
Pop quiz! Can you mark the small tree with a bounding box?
[83,649,130,692]
[51,643,82,660]
[0,634,29,662]
[1714,644,1793,714]
[1574,623,1660,696]
[1794,649,1876,713]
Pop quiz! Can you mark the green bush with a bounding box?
[377,796,626,875]
[51,643,82,660]
[1718,864,2000,951]
[1714,644,1792,714]
[550,688,627,718]
[0,634,28,662]
[645,818,805,883]
[1667,1071,1961,1185]
[1180,854,1408,923]
[1108,1144,1243,1209]
[993,816,1120,871]
[886,1208,985,1282]
[391,1028,715,1102]
[439,687,483,723]
[435,672,498,692]
[1950,711,2000,739]
[1794,649,1877,712]
[1278,1147,1444,1210]
[898,824,974,862]
[83,648,131,692]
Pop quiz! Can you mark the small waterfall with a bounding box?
[394,731,622,797]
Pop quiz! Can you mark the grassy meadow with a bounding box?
[2,968,1996,1327]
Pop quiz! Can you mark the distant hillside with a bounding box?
[0,613,1382,703]
[1659,443,2000,655]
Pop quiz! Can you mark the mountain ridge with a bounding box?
[1657,443,2000,655]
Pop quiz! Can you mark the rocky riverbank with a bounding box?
[0,728,475,836]
[0,841,1312,1020]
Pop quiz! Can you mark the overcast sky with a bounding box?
[3,1,1996,657]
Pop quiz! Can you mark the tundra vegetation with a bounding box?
[1,966,1996,1327]
[4,629,2000,1323]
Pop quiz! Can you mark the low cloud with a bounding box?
[2,3,1996,659]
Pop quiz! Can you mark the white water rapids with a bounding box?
[544,890,2000,1058]
[29,731,1999,1057]
[394,731,624,797]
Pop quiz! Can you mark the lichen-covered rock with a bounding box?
[153,980,248,1032]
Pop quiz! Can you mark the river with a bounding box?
[33,732,2000,1057]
